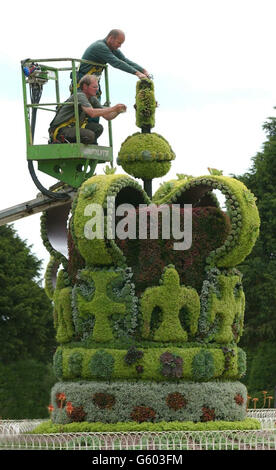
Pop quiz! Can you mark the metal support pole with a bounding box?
[21,64,32,145]
[55,69,61,107]
[71,60,80,144]
[104,65,113,165]
[143,179,152,199]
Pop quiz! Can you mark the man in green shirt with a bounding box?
[74,29,149,126]
[78,29,150,82]
[49,74,126,144]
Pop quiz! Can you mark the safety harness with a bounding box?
[69,64,105,98]
[51,116,89,141]
[77,64,105,87]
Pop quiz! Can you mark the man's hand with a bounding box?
[83,103,126,121]
[135,71,148,79]
[102,103,127,120]
[115,103,127,113]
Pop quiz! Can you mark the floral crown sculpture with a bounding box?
[41,78,260,429]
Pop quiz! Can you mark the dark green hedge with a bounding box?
[0,360,55,419]
[246,342,276,407]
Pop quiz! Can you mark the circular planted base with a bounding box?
[50,380,248,424]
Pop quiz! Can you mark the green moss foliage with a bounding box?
[68,351,83,377]
[89,350,115,380]
[71,267,139,343]
[53,271,74,344]
[67,223,85,284]
[56,344,243,381]
[72,174,150,266]
[32,417,260,433]
[141,267,200,342]
[198,268,245,344]
[135,79,157,130]
[118,133,175,164]
[154,175,260,268]
[237,348,247,378]
[44,256,61,300]
[73,175,119,266]
[53,348,63,381]
[117,133,175,180]
[122,160,171,180]
[153,175,196,203]
[192,350,215,381]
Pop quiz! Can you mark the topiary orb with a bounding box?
[117,132,175,180]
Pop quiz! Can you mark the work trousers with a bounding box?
[58,121,103,145]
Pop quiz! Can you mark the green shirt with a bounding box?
[78,39,144,79]
[50,92,102,128]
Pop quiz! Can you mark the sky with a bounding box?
[1,0,276,277]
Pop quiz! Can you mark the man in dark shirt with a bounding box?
[78,29,150,82]
[49,74,126,144]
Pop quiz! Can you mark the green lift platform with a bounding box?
[21,57,113,199]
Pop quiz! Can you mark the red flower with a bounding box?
[48,404,54,413]
[234,394,244,406]
[56,392,67,408]
[131,406,156,423]
[69,406,87,422]
[92,393,116,409]
[57,393,66,401]
[166,392,187,411]
[66,402,74,415]
[201,406,216,422]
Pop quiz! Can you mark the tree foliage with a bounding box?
[0,225,56,364]
[247,342,276,397]
[0,359,55,419]
[238,113,276,256]
[236,112,276,350]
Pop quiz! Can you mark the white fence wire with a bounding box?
[0,410,275,451]
[1,430,276,451]
[0,419,47,435]
[247,408,276,430]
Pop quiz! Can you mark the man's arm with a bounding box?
[82,103,126,121]
[92,42,138,74]
[114,49,150,78]
[92,42,148,77]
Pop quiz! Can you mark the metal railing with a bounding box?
[21,57,113,149]
[0,419,47,435]
[0,410,275,451]
[247,408,276,430]
[0,429,275,451]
